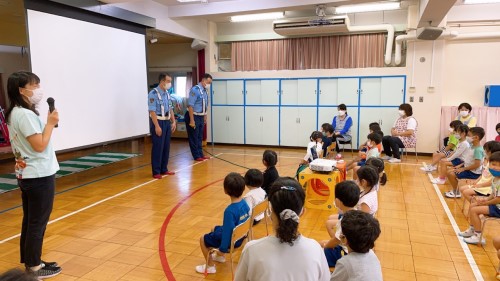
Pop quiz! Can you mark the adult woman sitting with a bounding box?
[331,104,353,153]
[444,102,477,146]
[234,177,330,281]
[381,103,418,163]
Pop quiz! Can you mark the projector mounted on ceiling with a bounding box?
[273,15,349,36]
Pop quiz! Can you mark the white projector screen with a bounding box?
[27,9,149,151]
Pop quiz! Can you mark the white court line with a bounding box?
[0,153,223,245]
[423,162,484,281]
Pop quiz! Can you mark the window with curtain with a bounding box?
[231,33,386,71]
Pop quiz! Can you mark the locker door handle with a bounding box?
[319,90,322,95]
[277,90,279,95]
[261,116,264,122]
[298,118,301,123]
[314,90,317,95]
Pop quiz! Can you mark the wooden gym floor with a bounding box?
[0,139,498,280]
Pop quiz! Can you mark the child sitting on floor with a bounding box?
[421,120,463,172]
[195,173,250,274]
[329,210,382,281]
[458,151,500,245]
[243,169,266,225]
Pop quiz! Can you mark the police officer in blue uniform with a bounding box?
[148,73,177,178]
[185,73,212,161]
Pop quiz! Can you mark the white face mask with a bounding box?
[338,110,346,116]
[448,128,454,133]
[454,133,460,139]
[205,83,211,90]
[27,88,44,105]
[459,110,469,117]
[398,110,405,117]
[165,82,172,90]
[466,136,473,143]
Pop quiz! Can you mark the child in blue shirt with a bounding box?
[196,173,250,274]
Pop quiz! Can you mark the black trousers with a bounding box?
[331,134,351,153]
[382,136,405,159]
[18,175,55,267]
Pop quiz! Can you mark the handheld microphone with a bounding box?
[46,97,58,128]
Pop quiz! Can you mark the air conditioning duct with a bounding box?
[273,16,350,36]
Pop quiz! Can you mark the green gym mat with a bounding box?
[0,152,139,194]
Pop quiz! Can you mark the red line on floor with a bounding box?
[158,178,225,280]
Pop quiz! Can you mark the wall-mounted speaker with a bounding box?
[191,39,207,50]
[416,27,443,40]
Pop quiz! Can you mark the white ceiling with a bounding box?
[100,0,412,21]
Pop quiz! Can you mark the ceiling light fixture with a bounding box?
[335,2,400,14]
[463,0,500,4]
[230,12,284,22]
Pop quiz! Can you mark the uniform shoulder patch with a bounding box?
[191,92,195,96]
[149,98,155,103]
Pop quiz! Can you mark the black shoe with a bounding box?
[30,264,62,279]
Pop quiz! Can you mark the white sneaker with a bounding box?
[388,158,401,163]
[458,227,474,238]
[463,234,485,245]
[195,264,216,274]
[431,178,446,185]
[420,165,436,172]
[444,190,461,198]
[381,156,392,160]
[211,253,226,263]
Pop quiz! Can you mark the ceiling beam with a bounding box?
[50,0,156,27]
[417,0,456,27]
[167,0,379,19]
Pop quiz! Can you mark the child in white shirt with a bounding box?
[243,169,266,224]
[356,166,379,216]
[301,131,323,164]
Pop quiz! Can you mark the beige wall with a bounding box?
[442,28,500,106]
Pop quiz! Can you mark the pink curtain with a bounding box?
[440,106,500,146]
[231,33,385,71]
